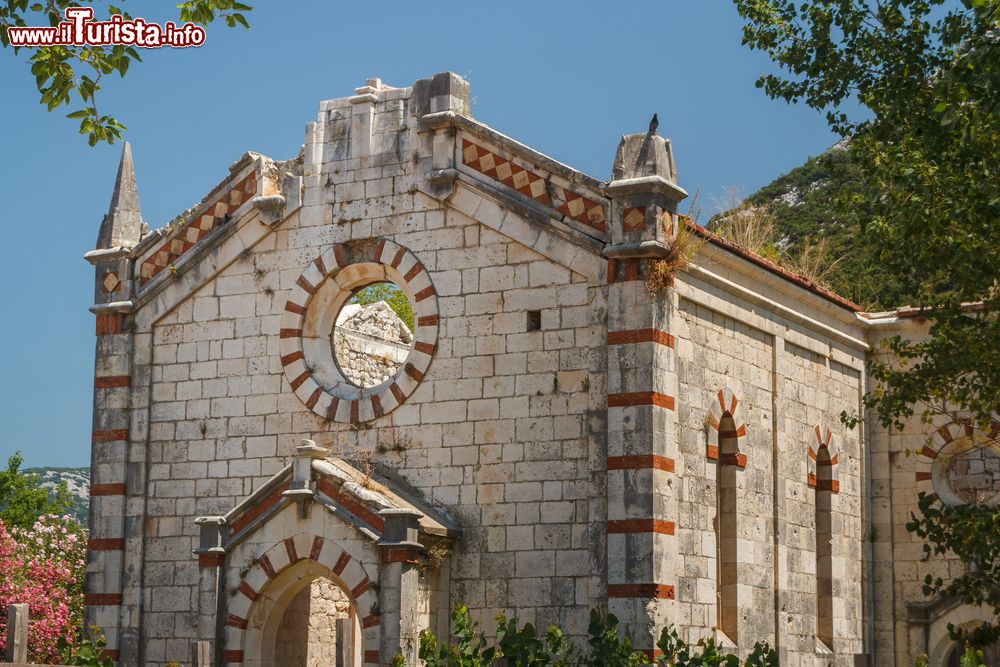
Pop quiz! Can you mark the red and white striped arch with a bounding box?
[279,238,438,423]
[915,420,1000,505]
[222,532,381,666]
[706,387,747,464]
[807,424,840,492]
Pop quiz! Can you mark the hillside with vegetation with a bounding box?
[712,144,911,311]
[25,467,89,525]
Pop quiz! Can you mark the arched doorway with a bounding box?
[274,574,356,666]
[253,559,363,667]
[226,534,381,667]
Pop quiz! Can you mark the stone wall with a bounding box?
[85,71,988,667]
[133,74,608,662]
[672,291,866,664]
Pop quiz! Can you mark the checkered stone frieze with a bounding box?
[138,172,257,285]
[461,138,606,232]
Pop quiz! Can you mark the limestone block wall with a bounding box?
[671,266,867,665]
[126,75,610,664]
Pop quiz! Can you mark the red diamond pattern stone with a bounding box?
[102,271,121,294]
[462,138,608,232]
[463,139,551,207]
[623,206,646,231]
[139,172,257,284]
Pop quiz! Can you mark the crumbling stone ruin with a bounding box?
[333,301,413,388]
[83,72,999,666]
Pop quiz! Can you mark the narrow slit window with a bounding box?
[716,412,740,643]
[815,444,834,650]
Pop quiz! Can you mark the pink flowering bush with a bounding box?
[0,514,86,663]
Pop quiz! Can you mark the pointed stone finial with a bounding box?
[96,142,143,249]
[611,126,678,184]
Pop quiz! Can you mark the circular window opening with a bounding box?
[331,281,415,389]
[943,441,1000,505]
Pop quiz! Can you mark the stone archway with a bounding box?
[255,560,360,667]
[224,533,381,667]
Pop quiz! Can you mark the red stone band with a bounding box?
[608,519,675,535]
[607,455,675,473]
[87,538,124,550]
[84,593,123,606]
[608,392,675,410]
[90,483,127,496]
[92,429,129,443]
[351,577,370,598]
[284,537,298,563]
[310,536,325,561]
[333,551,351,575]
[225,614,248,629]
[317,479,385,532]
[95,314,126,335]
[227,482,289,536]
[221,650,244,663]
[607,329,675,348]
[94,375,131,389]
[383,547,421,564]
[237,581,259,601]
[199,553,225,568]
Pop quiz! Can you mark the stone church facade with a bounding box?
[82,72,997,666]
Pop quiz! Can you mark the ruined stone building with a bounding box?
[83,72,1000,666]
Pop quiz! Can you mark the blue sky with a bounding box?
[0,1,844,467]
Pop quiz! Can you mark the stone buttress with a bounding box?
[83,143,144,662]
[604,124,687,655]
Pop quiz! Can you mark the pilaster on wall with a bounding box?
[605,268,679,653]
[603,123,686,654]
[83,143,145,663]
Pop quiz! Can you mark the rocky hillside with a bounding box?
[26,467,89,525]
[722,143,908,310]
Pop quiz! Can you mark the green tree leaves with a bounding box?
[0,452,72,529]
[351,282,415,332]
[0,1,252,145]
[418,605,778,666]
[908,492,1000,648]
[734,0,1000,429]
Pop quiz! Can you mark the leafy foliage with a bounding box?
[0,453,72,529]
[734,0,1000,429]
[908,492,1000,648]
[729,147,912,308]
[0,1,252,145]
[58,626,115,667]
[419,605,777,666]
[0,514,86,663]
[351,282,415,332]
